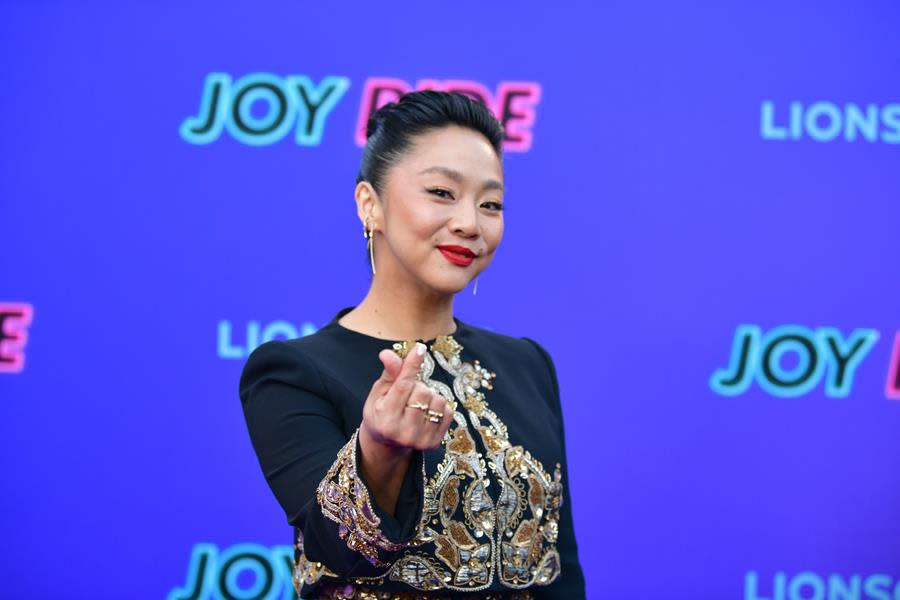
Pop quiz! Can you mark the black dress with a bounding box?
[239,307,586,599]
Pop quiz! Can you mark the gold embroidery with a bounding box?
[315,581,535,599]
[391,334,563,591]
[292,529,338,594]
[315,429,419,567]
[303,333,564,594]
[430,335,462,362]
[391,340,414,359]
[393,340,455,396]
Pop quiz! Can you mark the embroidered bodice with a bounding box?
[239,308,585,599]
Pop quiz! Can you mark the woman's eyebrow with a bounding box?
[417,165,504,192]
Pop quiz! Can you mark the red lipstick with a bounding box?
[437,245,476,267]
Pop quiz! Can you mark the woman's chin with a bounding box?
[424,275,473,296]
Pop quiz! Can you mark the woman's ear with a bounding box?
[355,181,381,231]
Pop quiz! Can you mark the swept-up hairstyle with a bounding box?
[357,90,505,193]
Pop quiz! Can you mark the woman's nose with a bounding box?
[450,199,479,237]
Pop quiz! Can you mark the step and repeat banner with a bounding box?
[2,1,898,599]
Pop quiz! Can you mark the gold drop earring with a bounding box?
[364,218,376,275]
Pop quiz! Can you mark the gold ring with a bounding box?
[427,414,442,423]
[406,400,429,411]
[426,409,444,419]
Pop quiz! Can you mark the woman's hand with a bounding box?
[358,342,453,514]
[363,341,453,451]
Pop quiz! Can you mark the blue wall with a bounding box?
[2,1,899,598]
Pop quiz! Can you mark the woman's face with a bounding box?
[366,125,505,296]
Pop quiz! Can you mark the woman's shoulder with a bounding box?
[461,320,555,370]
[239,317,388,401]
[238,337,321,399]
[459,321,560,399]
[241,322,362,375]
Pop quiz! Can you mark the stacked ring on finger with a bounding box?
[406,400,429,411]
[426,409,444,423]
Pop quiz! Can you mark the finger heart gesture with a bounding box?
[362,341,453,452]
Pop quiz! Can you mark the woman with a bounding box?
[240,91,585,599]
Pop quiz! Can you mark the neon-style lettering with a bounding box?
[355,78,541,152]
[0,302,34,374]
[886,332,900,400]
[181,73,348,146]
[496,82,541,152]
[710,324,761,396]
[168,543,295,600]
[817,327,879,398]
[180,73,232,144]
[285,75,350,146]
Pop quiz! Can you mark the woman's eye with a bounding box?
[428,188,453,199]
[482,201,504,211]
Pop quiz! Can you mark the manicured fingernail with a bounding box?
[416,342,427,356]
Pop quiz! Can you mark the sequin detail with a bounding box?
[315,582,535,599]
[316,429,420,567]
[305,333,564,593]
[292,529,338,595]
[388,335,563,591]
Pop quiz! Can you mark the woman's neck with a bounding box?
[340,274,457,341]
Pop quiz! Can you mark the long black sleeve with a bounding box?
[523,337,588,599]
[238,340,424,585]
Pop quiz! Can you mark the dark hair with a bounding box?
[356,90,505,194]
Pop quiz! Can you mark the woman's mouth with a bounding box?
[437,245,475,267]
